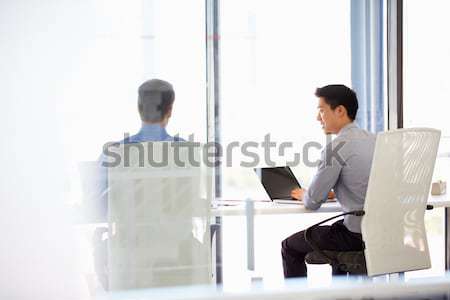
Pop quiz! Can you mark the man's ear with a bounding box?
[336,105,347,118]
[166,105,173,118]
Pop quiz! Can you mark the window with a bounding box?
[403,0,450,278]
[220,0,352,199]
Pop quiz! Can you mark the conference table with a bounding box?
[210,194,450,283]
[211,194,450,216]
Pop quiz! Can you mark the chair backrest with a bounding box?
[361,128,441,276]
[107,142,212,289]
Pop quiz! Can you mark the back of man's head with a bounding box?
[315,84,358,121]
[138,79,175,123]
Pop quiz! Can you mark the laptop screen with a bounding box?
[254,166,301,200]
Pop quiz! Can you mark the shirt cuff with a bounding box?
[303,194,323,210]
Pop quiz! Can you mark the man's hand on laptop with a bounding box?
[327,190,336,200]
[291,188,336,201]
[290,188,305,201]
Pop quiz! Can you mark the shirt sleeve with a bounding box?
[93,154,109,221]
[303,141,344,210]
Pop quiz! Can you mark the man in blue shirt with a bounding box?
[92,79,183,289]
[281,84,376,278]
[93,79,182,220]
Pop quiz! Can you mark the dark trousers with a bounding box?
[281,220,364,278]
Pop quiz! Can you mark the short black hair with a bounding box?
[138,79,175,123]
[315,84,358,121]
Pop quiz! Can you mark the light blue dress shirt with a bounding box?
[304,122,376,233]
[123,124,183,143]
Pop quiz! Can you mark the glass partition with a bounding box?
[0,0,208,296]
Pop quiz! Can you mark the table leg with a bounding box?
[212,216,222,284]
[446,208,450,300]
[446,208,450,271]
[246,201,255,271]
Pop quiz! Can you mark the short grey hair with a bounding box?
[138,79,175,123]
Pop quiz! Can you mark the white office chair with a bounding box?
[362,128,441,276]
[107,142,212,289]
[305,128,441,277]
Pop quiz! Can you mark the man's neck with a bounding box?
[336,120,353,134]
[142,121,166,128]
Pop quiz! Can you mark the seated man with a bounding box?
[281,84,376,278]
[92,79,183,289]
[93,79,183,219]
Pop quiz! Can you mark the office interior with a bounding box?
[1,0,450,299]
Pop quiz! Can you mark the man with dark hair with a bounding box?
[130,79,181,142]
[281,84,376,278]
[314,84,358,121]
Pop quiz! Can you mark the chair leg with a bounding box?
[210,222,222,285]
[388,272,405,282]
[331,265,348,276]
[363,275,373,282]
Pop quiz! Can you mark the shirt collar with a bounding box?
[337,122,358,137]
[137,123,169,139]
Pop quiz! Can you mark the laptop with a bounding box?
[254,166,303,204]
